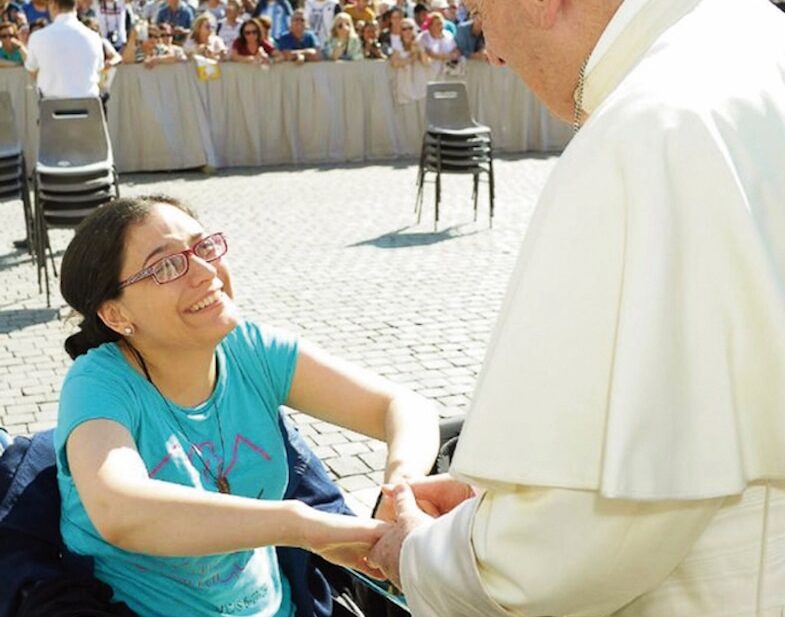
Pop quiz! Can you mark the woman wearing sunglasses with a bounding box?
[55,195,439,617]
[323,11,362,61]
[183,12,227,60]
[229,16,272,64]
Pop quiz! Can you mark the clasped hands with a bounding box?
[307,474,474,590]
[369,474,476,589]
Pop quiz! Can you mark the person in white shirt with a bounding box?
[25,0,103,98]
[302,0,338,48]
[414,11,457,77]
[368,1,785,616]
[216,0,243,48]
[91,0,128,49]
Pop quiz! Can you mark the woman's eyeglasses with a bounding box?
[243,29,260,36]
[119,233,228,289]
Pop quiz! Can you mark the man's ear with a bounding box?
[97,300,132,337]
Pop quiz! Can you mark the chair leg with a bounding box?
[472,174,479,222]
[47,233,57,278]
[113,166,120,199]
[435,138,442,232]
[416,170,425,224]
[33,179,42,292]
[20,159,34,258]
[488,163,495,229]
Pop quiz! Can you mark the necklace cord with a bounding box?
[124,341,232,495]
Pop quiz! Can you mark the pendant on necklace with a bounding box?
[217,476,231,495]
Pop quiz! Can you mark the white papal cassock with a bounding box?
[400,0,785,614]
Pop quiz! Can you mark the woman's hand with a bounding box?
[302,506,390,578]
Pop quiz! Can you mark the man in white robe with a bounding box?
[368,0,785,615]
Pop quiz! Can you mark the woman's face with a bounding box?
[429,17,443,36]
[112,204,239,352]
[199,19,213,42]
[362,23,376,42]
[335,18,350,37]
[400,21,414,42]
[242,22,261,44]
[390,10,402,28]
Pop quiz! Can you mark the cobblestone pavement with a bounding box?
[0,154,558,513]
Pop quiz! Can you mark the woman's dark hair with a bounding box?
[237,17,262,49]
[60,194,195,360]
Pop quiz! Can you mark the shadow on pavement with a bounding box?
[348,225,481,249]
[0,307,59,334]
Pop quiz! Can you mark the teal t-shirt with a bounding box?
[55,321,299,617]
[0,47,23,64]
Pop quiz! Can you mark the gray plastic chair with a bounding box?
[34,97,119,306]
[424,81,491,136]
[416,83,494,230]
[0,92,34,256]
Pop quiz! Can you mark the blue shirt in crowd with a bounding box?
[22,2,49,24]
[276,29,319,51]
[155,2,194,29]
[55,321,299,617]
[253,0,293,40]
[454,20,484,57]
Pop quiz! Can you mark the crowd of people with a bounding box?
[0,0,487,94]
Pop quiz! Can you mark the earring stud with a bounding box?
[124,326,134,336]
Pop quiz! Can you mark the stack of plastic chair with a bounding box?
[34,97,119,306]
[0,92,34,254]
[416,81,494,231]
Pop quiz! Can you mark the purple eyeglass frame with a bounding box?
[118,232,228,289]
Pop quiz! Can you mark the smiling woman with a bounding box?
[55,194,440,617]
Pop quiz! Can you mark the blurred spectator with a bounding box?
[393,0,412,18]
[251,0,290,40]
[378,5,401,55]
[184,12,226,58]
[155,0,194,42]
[360,20,384,59]
[23,0,50,26]
[0,21,27,66]
[27,17,48,35]
[122,21,187,66]
[1,0,25,25]
[344,0,374,27]
[303,0,338,49]
[93,0,129,49]
[257,14,280,59]
[82,15,122,67]
[229,16,269,63]
[81,14,120,110]
[427,0,455,34]
[133,0,161,22]
[216,0,242,47]
[416,11,457,75]
[276,8,319,63]
[25,0,102,96]
[454,12,484,60]
[323,11,361,60]
[77,0,96,19]
[376,5,390,31]
[198,0,225,22]
[412,2,427,28]
[388,16,427,104]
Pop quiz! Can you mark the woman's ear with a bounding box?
[97,300,133,337]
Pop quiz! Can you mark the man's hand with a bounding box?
[368,483,433,589]
[375,474,474,522]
